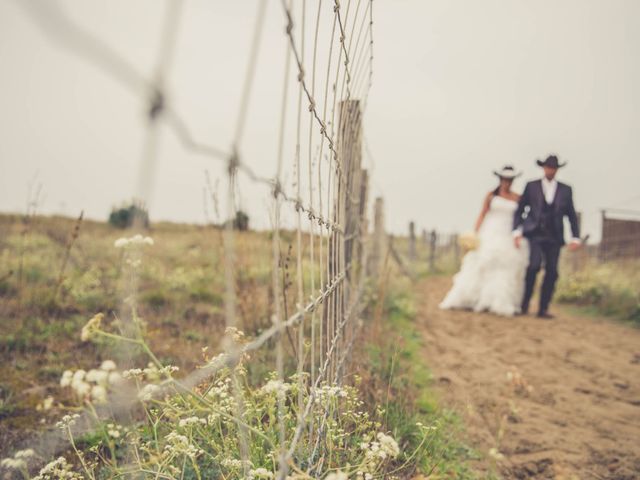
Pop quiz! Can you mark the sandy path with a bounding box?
[417,277,640,480]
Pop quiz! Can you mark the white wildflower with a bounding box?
[122,368,143,379]
[37,396,54,411]
[325,472,348,480]
[56,413,80,430]
[116,234,154,248]
[221,458,243,469]
[126,258,142,269]
[60,370,73,388]
[248,467,274,479]
[261,379,290,395]
[164,431,203,458]
[71,370,86,386]
[81,313,103,342]
[377,432,400,457]
[138,384,160,401]
[114,238,129,248]
[225,326,245,342]
[32,456,82,480]
[91,385,107,404]
[1,457,26,470]
[178,416,206,428]
[108,371,123,385]
[14,449,35,459]
[86,369,109,385]
[108,429,120,439]
[74,381,91,398]
[100,360,117,371]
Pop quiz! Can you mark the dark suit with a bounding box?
[513,179,580,314]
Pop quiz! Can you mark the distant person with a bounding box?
[513,155,581,319]
[440,165,529,316]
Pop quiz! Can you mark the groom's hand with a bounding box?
[568,241,581,252]
[514,236,522,249]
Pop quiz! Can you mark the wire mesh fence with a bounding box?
[4,0,377,477]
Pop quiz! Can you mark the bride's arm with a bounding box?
[474,192,493,232]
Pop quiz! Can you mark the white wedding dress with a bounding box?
[440,195,529,317]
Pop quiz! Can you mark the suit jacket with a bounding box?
[513,179,580,245]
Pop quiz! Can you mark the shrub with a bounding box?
[108,201,149,229]
[233,210,249,231]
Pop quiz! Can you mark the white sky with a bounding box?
[1,0,639,241]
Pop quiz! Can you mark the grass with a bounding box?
[556,258,640,326]
[356,277,484,479]
[0,214,300,457]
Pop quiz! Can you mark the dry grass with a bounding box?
[0,214,294,455]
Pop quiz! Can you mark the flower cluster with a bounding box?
[60,360,122,404]
[114,234,154,249]
[312,384,349,407]
[359,432,401,472]
[248,467,274,479]
[178,416,207,428]
[123,362,179,382]
[163,431,204,459]
[56,413,80,430]
[261,379,291,396]
[1,448,35,471]
[32,456,83,480]
[80,312,103,342]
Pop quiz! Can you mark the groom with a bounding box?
[513,155,581,319]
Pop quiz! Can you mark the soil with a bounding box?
[417,277,640,480]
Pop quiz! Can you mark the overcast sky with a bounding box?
[1,0,639,240]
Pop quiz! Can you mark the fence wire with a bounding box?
[12,0,375,477]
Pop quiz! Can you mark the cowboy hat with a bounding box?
[493,165,521,179]
[536,155,566,168]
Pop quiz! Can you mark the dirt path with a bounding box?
[417,277,640,480]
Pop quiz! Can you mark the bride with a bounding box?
[440,165,529,317]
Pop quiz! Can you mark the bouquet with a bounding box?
[458,231,479,253]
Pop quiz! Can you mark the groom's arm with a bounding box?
[566,186,581,244]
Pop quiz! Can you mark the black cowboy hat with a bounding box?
[536,155,566,168]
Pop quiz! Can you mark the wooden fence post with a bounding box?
[331,99,362,382]
[452,233,460,268]
[408,221,416,261]
[429,229,437,272]
[369,197,385,277]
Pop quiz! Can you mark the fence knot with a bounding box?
[272,180,283,199]
[297,70,305,82]
[227,150,240,176]
[148,88,164,121]
[308,100,316,112]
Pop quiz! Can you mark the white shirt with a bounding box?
[541,177,558,204]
